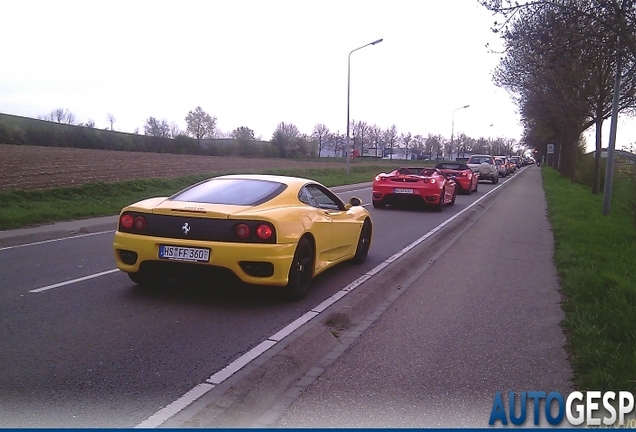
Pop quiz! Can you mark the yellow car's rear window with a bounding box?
[171,178,287,206]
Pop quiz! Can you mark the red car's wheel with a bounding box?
[449,185,457,206]
[436,187,446,212]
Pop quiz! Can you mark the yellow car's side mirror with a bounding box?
[348,196,362,207]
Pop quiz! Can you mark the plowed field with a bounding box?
[0,144,352,192]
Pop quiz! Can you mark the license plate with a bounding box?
[394,188,414,194]
[159,245,210,262]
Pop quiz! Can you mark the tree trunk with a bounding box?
[592,114,603,194]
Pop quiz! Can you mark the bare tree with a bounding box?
[312,124,330,157]
[425,134,443,160]
[480,0,636,59]
[456,133,476,159]
[368,124,384,157]
[400,132,413,160]
[329,131,345,157]
[412,134,425,158]
[40,108,76,124]
[352,121,370,156]
[474,137,490,155]
[424,134,436,159]
[383,125,399,160]
[53,108,66,123]
[107,113,116,131]
[144,117,171,137]
[170,122,184,138]
[65,111,75,125]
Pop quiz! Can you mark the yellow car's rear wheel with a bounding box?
[352,219,372,264]
[285,237,314,300]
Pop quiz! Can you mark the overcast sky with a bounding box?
[1,0,634,151]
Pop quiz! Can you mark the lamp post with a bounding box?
[346,38,383,174]
[450,104,469,160]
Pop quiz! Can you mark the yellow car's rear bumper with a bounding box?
[113,231,297,286]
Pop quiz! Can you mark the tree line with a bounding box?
[480,0,636,194]
[1,104,526,160]
[0,112,278,158]
[309,121,521,159]
[142,108,528,159]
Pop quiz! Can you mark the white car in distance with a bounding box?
[467,154,499,184]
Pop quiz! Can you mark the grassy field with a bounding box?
[0,164,421,231]
[542,166,636,391]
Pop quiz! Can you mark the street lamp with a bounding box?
[346,38,383,174]
[450,104,469,160]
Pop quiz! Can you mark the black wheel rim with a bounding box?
[292,243,312,290]
[358,223,371,256]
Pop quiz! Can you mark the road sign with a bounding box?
[547,144,555,154]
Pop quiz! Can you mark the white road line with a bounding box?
[341,186,372,193]
[136,172,525,428]
[29,269,120,293]
[135,383,216,429]
[0,230,114,252]
[206,340,278,385]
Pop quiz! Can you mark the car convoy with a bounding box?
[113,157,533,299]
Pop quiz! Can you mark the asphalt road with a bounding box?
[269,165,572,428]
[0,168,529,427]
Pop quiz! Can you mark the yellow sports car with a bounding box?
[113,174,372,299]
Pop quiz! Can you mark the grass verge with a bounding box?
[542,166,636,391]
[0,165,411,231]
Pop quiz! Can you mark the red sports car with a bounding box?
[434,162,479,195]
[372,167,457,211]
